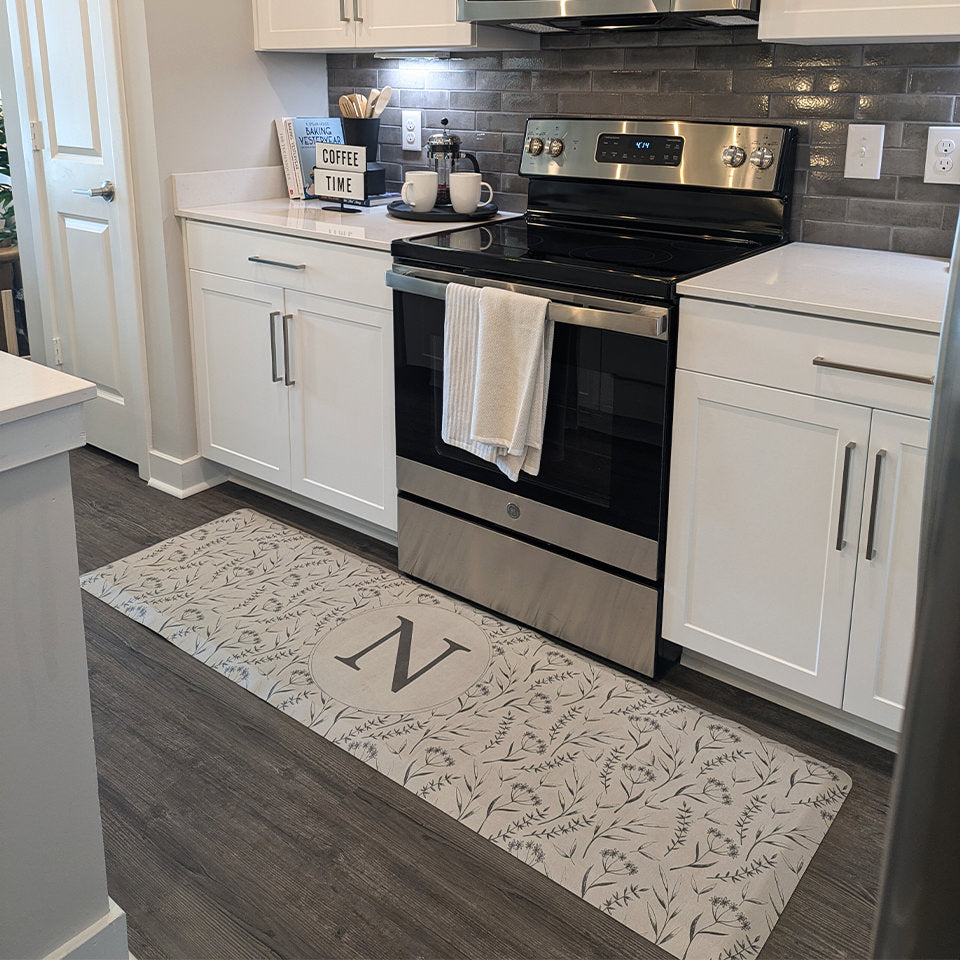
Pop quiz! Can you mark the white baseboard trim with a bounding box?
[147,449,228,499]
[45,898,128,960]
[681,649,901,753]
[230,473,398,547]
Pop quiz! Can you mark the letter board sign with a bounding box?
[314,144,366,201]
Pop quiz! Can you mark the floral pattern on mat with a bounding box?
[81,509,851,960]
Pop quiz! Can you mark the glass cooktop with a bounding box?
[391,216,775,301]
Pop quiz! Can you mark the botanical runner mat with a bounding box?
[82,509,851,960]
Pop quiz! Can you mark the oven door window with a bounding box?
[394,291,668,542]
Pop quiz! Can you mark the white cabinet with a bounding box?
[285,290,395,522]
[759,0,960,44]
[253,0,537,52]
[664,370,869,706]
[843,411,929,729]
[253,0,352,50]
[190,272,291,488]
[664,297,937,732]
[185,221,397,532]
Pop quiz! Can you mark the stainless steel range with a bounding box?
[387,117,795,677]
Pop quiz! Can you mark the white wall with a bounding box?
[119,0,328,464]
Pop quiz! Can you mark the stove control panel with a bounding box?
[520,118,793,193]
[596,133,683,166]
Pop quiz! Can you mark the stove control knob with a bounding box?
[722,145,746,168]
[528,137,545,156]
[750,147,775,170]
[547,138,565,158]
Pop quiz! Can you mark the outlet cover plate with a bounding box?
[402,110,422,153]
[844,123,884,180]
[924,126,960,184]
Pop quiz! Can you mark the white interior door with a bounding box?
[663,371,871,706]
[14,0,146,465]
[843,410,929,730]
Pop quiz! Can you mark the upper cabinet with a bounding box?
[253,0,538,52]
[759,0,960,44]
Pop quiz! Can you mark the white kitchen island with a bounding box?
[0,354,129,960]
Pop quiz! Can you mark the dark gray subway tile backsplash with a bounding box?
[328,28,960,257]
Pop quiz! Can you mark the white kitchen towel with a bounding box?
[474,287,553,479]
[441,283,553,481]
[441,283,499,465]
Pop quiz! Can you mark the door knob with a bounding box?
[73,180,115,202]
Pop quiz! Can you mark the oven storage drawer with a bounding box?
[398,458,659,580]
[398,498,659,677]
[679,298,938,419]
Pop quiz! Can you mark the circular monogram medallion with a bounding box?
[310,603,492,714]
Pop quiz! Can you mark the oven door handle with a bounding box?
[385,269,668,339]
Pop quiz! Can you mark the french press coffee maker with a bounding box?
[426,118,481,206]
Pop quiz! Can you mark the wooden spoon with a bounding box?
[349,93,367,118]
[365,88,380,118]
[338,94,353,117]
[371,85,392,117]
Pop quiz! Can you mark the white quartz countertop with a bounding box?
[176,197,519,253]
[678,242,951,333]
[0,353,96,426]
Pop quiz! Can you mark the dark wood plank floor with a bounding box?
[73,446,895,960]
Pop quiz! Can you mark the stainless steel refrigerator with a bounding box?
[873,228,960,957]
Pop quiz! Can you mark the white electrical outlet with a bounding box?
[924,126,960,184]
[402,110,422,153]
[844,123,885,180]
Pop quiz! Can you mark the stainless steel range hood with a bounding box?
[456,0,760,32]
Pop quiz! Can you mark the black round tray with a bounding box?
[387,201,498,222]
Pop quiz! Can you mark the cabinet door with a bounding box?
[190,271,291,487]
[663,371,871,706]
[355,0,473,48]
[759,0,960,43]
[285,290,397,531]
[843,411,929,730]
[253,0,354,51]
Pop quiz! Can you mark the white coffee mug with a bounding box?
[401,171,438,213]
[449,172,494,214]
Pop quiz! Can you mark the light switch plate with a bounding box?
[402,110,422,153]
[844,124,884,180]
[924,126,960,184]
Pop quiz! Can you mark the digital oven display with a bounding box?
[596,134,684,166]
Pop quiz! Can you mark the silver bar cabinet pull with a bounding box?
[248,256,306,271]
[353,0,363,21]
[813,356,935,386]
[282,314,295,387]
[865,449,887,561]
[836,441,856,552]
[339,0,349,20]
[269,311,281,383]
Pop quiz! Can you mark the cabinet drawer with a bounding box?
[679,297,938,419]
[185,220,391,310]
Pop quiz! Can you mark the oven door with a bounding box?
[388,265,672,583]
